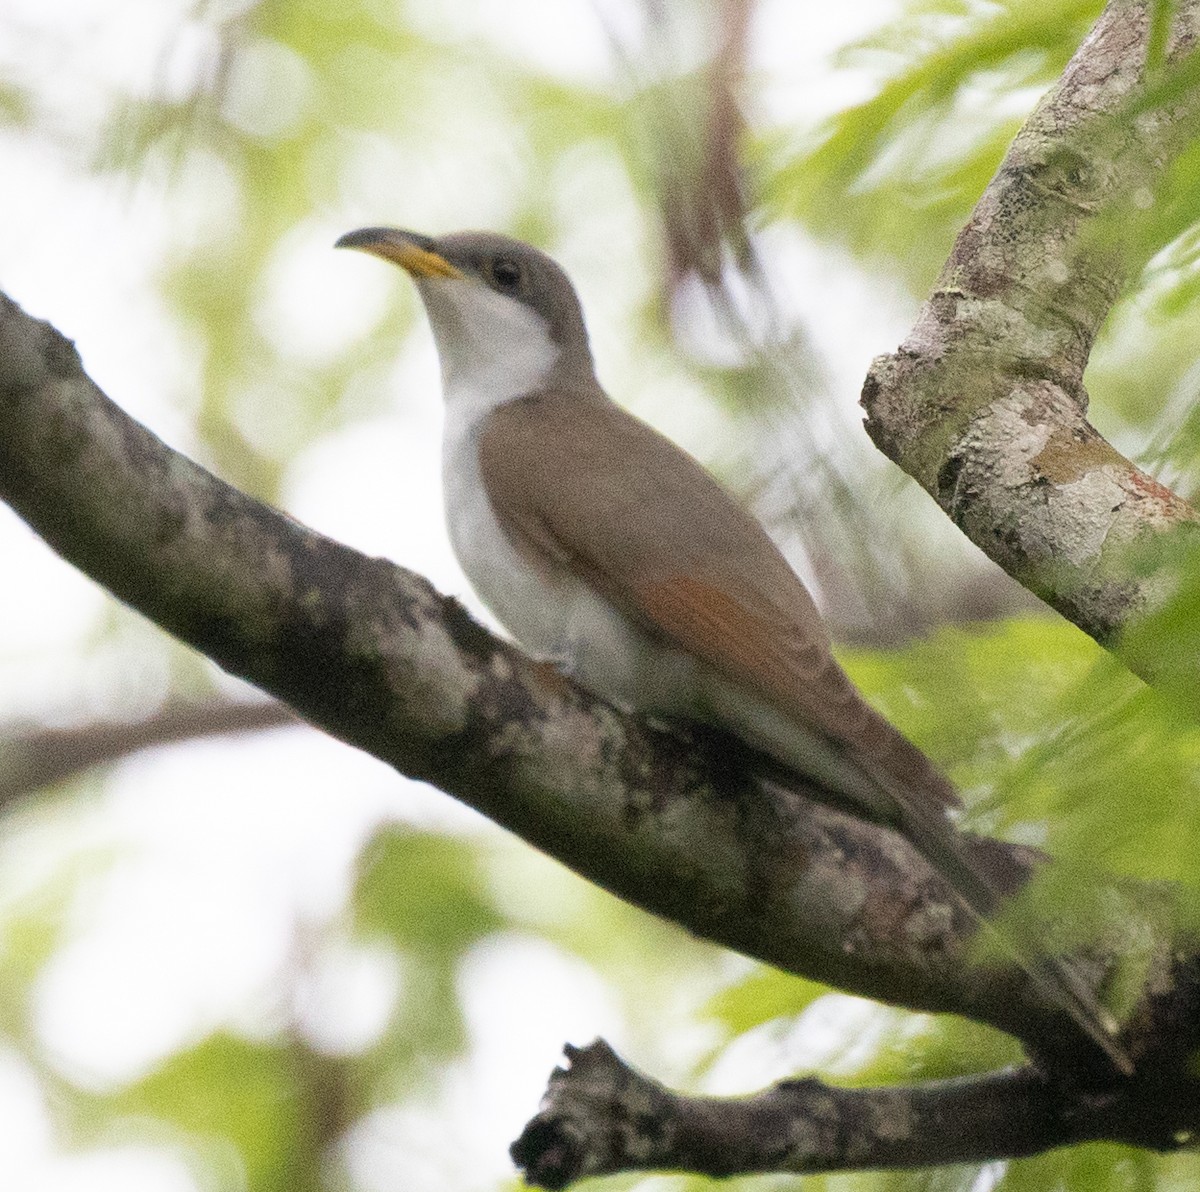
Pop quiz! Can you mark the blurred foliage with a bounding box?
[1089,133,1200,449]
[351,829,501,1073]
[2,0,1200,1190]
[103,1032,332,1192]
[1119,525,1200,717]
[764,0,1105,292]
[843,617,1200,890]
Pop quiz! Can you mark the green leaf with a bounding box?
[703,967,828,1036]
[843,615,1200,908]
[106,1032,330,1192]
[764,0,1104,288]
[352,828,503,956]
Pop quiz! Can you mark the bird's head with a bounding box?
[336,227,595,402]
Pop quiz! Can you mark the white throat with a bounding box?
[418,276,560,422]
[427,275,568,662]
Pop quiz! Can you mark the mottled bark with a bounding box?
[863,0,1200,676]
[0,292,1093,1032]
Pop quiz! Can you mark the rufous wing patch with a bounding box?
[637,574,824,707]
[636,574,959,811]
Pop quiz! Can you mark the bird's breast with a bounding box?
[441,408,565,652]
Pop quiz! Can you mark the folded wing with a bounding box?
[478,389,958,817]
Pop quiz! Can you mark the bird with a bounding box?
[335,225,1128,1073]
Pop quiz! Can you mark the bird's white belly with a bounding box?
[443,439,572,659]
[442,415,698,714]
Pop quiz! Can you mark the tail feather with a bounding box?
[893,790,1131,1075]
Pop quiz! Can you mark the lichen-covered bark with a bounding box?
[863,0,1200,663]
[0,289,1139,1050]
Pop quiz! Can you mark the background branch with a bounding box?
[0,697,298,806]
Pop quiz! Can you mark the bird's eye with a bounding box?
[492,258,521,290]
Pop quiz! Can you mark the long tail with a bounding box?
[894,793,1131,1076]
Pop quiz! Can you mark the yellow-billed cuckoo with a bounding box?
[335,226,1127,1072]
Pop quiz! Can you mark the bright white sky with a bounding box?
[0,1,910,1189]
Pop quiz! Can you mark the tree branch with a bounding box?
[0,285,1188,1042]
[512,1039,1200,1189]
[862,0,1200,679]
[0,697,298,806]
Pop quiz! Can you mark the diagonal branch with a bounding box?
[0,287,1191,1063]
[862,0,1200,682]
[2,283,1200,1176]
